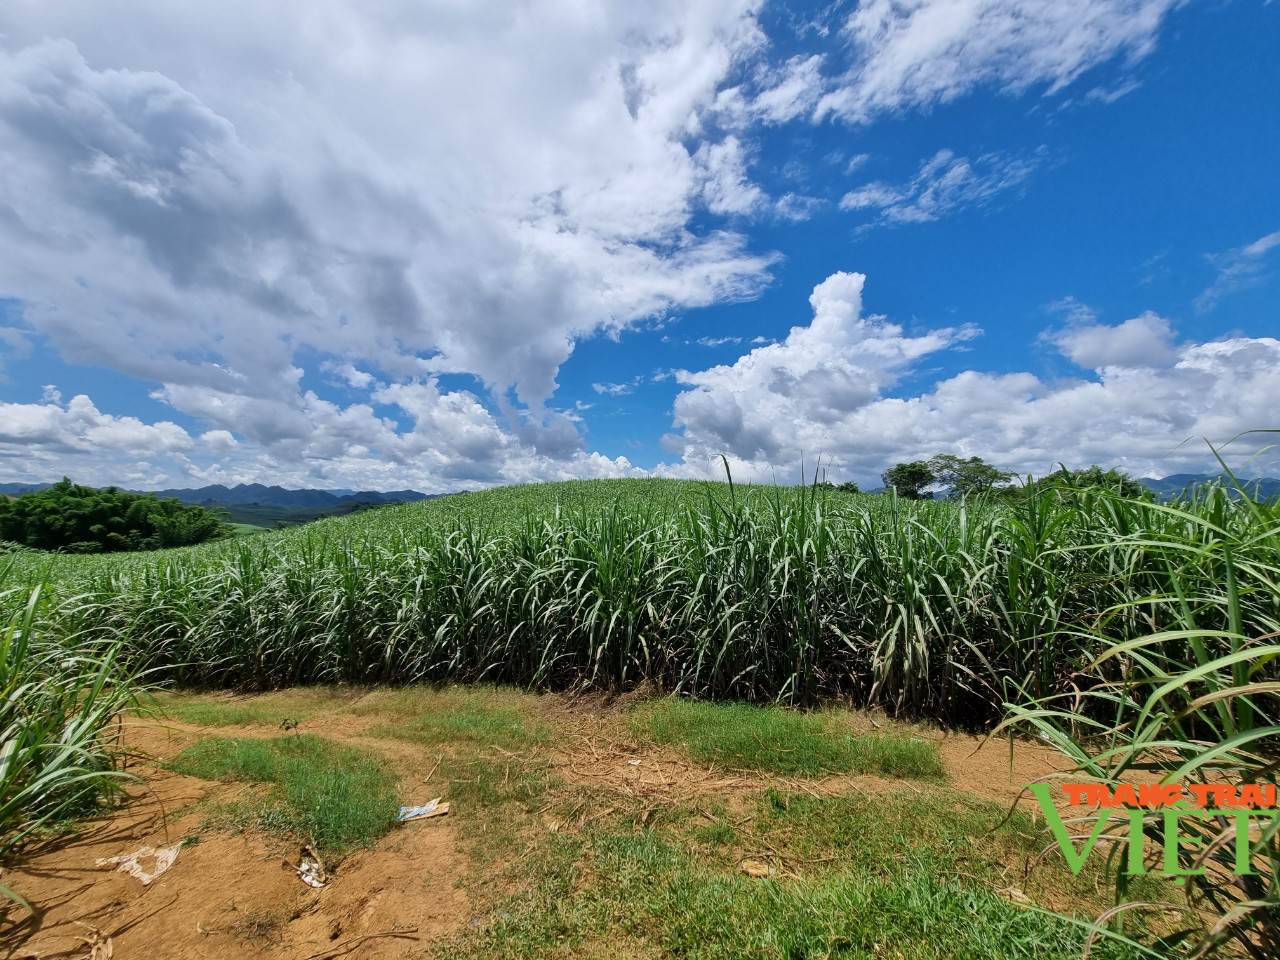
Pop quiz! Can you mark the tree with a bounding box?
[0,479,229,553]
[927,454,1015,497]
[836,481,860,494]
[881,461,934,499]
[1028,465,1148,499]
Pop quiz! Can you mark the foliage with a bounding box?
[1000,459,1280,958]
[169,734,399,856]
[837,480,861,493]
[445,791,1148,960]
[631,698,944,778]
[1,587,144,910]
[1026,464,1150,499]
[1,475,1277,733]
[927,454,1016,496]
[0,479,228,553]
[882,460,935,499]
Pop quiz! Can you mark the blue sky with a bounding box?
[0,1,1276,492]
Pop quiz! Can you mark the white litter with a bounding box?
[96,844,181,885]
[283,845,328,888]
[398,798,450,822]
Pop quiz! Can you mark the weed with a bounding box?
[167,734,398,857]
[363,686,549,752]
[632,698,945,779]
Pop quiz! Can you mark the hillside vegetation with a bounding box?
[4,474,1278,954]
[0,479,228,553]
[3,476,1276,728]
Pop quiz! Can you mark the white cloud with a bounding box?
[5,270,1273,492]
[750,53,826,122]
[845,153,870,175]
[670,271,975,461]
[817,0,1180,123]
[322,362,376,390]
[0,383,642,492]
[0,3,775,450]
[773,192,823,221]
[695,135,766,215]
[592,382,634,396]
[0,393,195,487]
[695,336,743,347]
[1050,311,1177,368]
[840,148,1040,226]
[200,429,237,455]
[666,271,1280,485]
[1196,230,1280,312]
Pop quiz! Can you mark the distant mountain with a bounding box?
[0,482,52,496]
[1139,474,1280,500]
[148,484,435,525]
[0,481,432,506]
[0,482,436,527]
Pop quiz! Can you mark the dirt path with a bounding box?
[2,693,1076,959]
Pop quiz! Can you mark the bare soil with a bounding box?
[2,693,1075,960]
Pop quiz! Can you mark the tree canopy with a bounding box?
[881,461,935,499]
[926,454,1015,497]
[0,479,230,553]
[1026,465,1148,499]
[882,454,1016,499]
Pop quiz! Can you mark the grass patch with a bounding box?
[440,776,1163,959]
[631,699,944,779]
[442,823,1149,960]
[167,734,399,856]
[362,685,549,752]
[145,687,354,728]
[449,757,554,810]
[752,786,1022,877]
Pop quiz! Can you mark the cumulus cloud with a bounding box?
[670,271,975,461]
[1196,230,1280,312]
[0,3,775,449]
[840,148,1041,226]
[0,393,196,488]
[1050,311,1177,368]
[0,384,641,492]
[0,3,1216,493]
[817,0,1180,123]
[666,271,1280,484]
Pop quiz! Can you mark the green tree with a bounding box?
[881,461,934,499]
[927,454,1015,497]
[0,479,229,553]
[836,481,860,494]
[1028,465,1148,499]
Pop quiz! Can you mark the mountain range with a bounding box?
[2,474,1276,521]
[1137,474,1280,500]
[0,482,435,527]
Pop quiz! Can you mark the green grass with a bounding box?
[360,686,549,752]
[146,687,357,728]
[632,699,945,779]
[440,795,1151,960]
[229,523,270,536]
[1,587,144,910]
[167,734,399,856]
[5,475,1277,734]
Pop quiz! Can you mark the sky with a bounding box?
[0,0,1277,493]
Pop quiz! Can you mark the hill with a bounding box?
[0,482,436,527]
[1139,473,1280,500]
